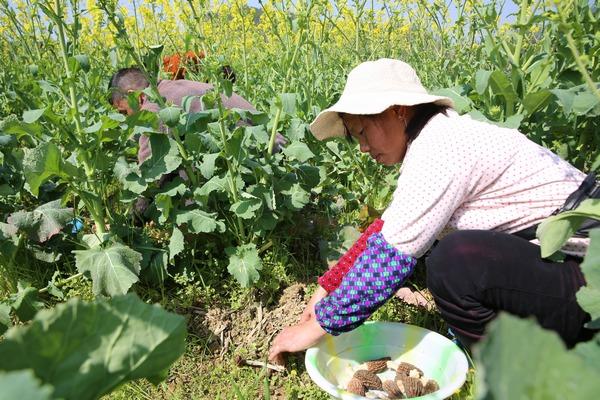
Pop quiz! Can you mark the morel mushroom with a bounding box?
[366,357,392,374]
[347,377,366,396]
[353,370,383,390]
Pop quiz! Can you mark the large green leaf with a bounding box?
[475,314,600,400]
[0,370,52,400]
[489,70,517,110]
[576,229,600,328]
[0,303,11,335]
[226,243,263,287]
[475,69,492,95]
[22,108,46,124]
[279,93,297,115]
[22,143,63,196]
[551,84,600,116]
[113,157,147,194]
[193,175,229,203]
[230,193,262,219]
[523,90,553,115]
[283,183,310,209]
[74,243,142,296]
[431,86,473,114]
[282,141,315,162]
[26,200,73,242]
[536,199,600,258]
[573,333,600,372]
[168,227,184,262]
[0,294,186,400]
[200,153,220,179]
[140,134,182,182]
[6,209,41,237]
[175,209,225,233]
[10,283,43,322]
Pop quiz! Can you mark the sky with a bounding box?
[245,0,520,22]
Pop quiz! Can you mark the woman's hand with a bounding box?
[299,285,328,323]
[268,318,327,365]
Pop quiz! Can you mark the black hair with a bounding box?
[405,103,449,142]
[107,67,150,104]
[341,103,449,143]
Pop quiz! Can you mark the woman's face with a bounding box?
[341,107,409,166]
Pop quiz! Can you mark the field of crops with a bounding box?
[0,0,599,399]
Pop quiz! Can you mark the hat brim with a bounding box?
[309,92,454,141]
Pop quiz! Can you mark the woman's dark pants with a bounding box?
[426,230,593,349]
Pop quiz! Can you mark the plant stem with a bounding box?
[39,272,84,294]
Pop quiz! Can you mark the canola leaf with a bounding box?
[156,178,187,197]
[159,106,181,128]
[0,303,11,335]
[280,93,297,115]
[282,141,315,163]
[245,125,270,145]
[226,244,262,287]
[193,175,229,203]
[168,227,184,262]
[0,294,186,400]
[576,229,600,328]
[474,313,600,400]
[433,87,473,114]
[0,370,52,400]
[22,108,45,124]
[573,332,600,372]
[10,283,43,323]
[283,183,310,210]
[230,193,262,219]
[200,153,220,179]
[22,142,63,196]
[28,200,73,242]
[489,70,517,105]
[155,194,172,224]
[6,210,41,236]
[140,134,182,182]
[499,114,524,129]
[146,252,168,286]
[74,243,142,296]
[523,90,553,115]
[551,84,600,116]
[113,157,147,194]
[175,209,225,233]
[74,54,90,72]
[537,199,600,258]
[287,118,307,142]
[475,69,492,95]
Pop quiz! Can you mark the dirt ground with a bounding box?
[192,283,309,361]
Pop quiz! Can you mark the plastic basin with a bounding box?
[305,321,468,399]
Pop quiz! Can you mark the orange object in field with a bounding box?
[163,50,205,80]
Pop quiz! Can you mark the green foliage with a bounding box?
[226,243,263,287]
[0,294,186,400]
[576,229,600,328]
[74,243,142,297]
[0,370,52,400]
[537,199,600,258]
[6,200,72,243]
[475,314,600,400]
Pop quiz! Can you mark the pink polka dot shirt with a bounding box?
[381,110,588,257]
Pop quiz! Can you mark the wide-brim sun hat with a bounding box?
[309,58,454,140]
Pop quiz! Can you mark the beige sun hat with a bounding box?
[309,58,454,140]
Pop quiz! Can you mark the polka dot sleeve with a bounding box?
[317,219,384,292]
[314,232,416,335]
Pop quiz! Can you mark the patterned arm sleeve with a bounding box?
[314,232,417,335]
[318,219,384,293]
